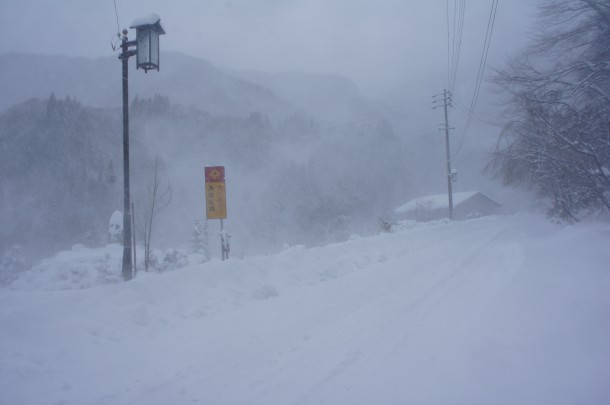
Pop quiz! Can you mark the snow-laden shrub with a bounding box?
[251,285,279,300]
[145,248,188,273]
[0,245,30,287]
[109,211,123,243]
[10,244,122,291]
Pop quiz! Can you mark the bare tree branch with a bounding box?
[135,154,172,271]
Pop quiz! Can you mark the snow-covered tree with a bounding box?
[490,0,610,221]
[191,219,210,261]
[109,211,123,243]
[202,219,211,261]
[0,95,121,258]
[0,245,29,287]
[191,219,204,254]
[135,155,172,272]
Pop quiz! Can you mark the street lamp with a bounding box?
[119,14,165,281]
[132,15,165,72]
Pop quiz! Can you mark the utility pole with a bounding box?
[117,16,165,281]
[434,89,454,220]
[443,89,454,220]
[120,30,136,281]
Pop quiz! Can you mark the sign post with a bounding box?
[205,166,230,260]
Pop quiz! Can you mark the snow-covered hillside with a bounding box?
[1,214,609,404]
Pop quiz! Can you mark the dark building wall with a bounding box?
[454,194,501,220]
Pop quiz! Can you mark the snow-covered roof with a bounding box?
[394,191,481,214]
[130,13,163,30]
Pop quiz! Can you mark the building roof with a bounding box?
[394,191,497,214]
[130,14,165,34]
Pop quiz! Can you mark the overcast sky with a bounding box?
[0,0,538,96]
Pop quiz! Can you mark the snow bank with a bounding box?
[9,244,197,291]
[395,191,479,213]
[130,13,161,28]
[1,214,609,405]
[10,244,123,291]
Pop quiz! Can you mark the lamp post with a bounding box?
[119,14,165,281]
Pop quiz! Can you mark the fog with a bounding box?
[0,0,541,262]
[1,0,535,95]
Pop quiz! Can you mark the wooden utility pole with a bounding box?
[120,30,136,281]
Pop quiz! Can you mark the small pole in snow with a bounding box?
[220,219,224,261]
[131,202,137,276]
[220,219,230,261]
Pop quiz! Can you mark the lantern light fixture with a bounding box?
[130,13,166,72]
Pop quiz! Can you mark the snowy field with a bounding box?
[1,214,609,405]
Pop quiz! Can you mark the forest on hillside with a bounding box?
[0,92,409,269]
[1,0,608,279]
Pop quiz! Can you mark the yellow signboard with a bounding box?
[206,182,227,219]
[205,166,227,219]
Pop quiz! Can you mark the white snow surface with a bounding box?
[1,214,609,404]
[395,191,480,213]
[108,211,123,241]
[130,13,161,28]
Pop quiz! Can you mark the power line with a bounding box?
[453,98,502,128]
[447,0,466,93]
[447,0,452,90]
[450,0,466,93]
[450,0,457,90]
[454,0,499,158]
[110,0,122,51]
[113,0,121,36]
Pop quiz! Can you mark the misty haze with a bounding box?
[1,1,608,404]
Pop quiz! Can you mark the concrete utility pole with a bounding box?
[434,89,454,220]
[443,89,454,220]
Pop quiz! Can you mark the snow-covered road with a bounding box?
[1,214,609,404]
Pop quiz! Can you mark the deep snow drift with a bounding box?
[1,214,609,405]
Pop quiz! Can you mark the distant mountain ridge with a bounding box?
[0,52,379,122]
[0,51,408,261]
[232,69,377,123]
[0,52,287,117]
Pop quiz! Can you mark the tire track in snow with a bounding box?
[288,223,526,404]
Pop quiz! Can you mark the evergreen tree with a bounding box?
[191,219,211,261]
[191,219,204,254]
[0,245,29,287]
[202,219,211,262]
[0,95,121,258]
